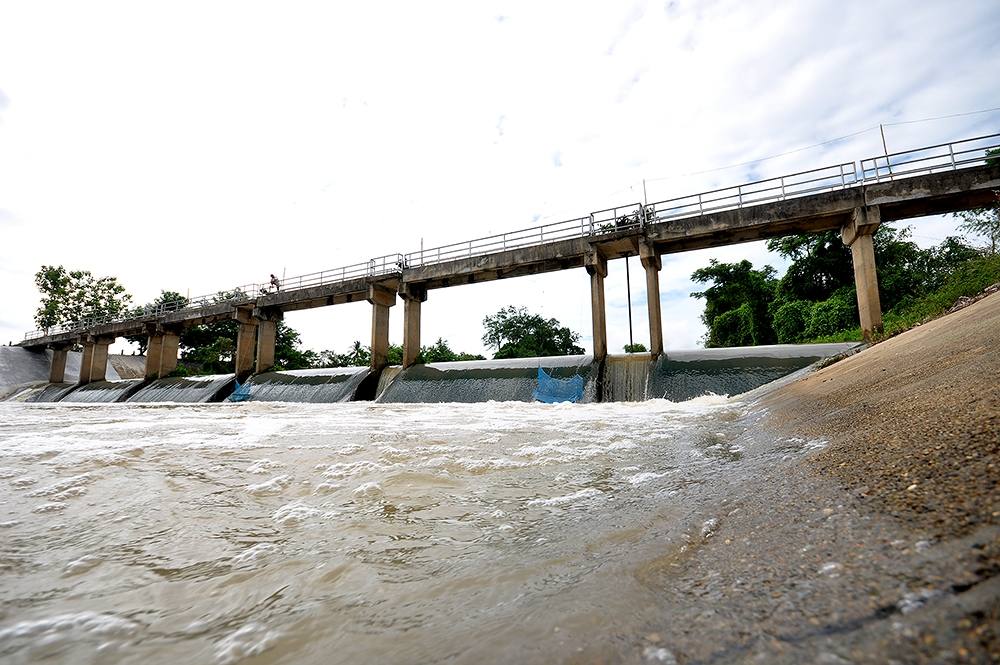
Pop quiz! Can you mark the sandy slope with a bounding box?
[762,291,999,538]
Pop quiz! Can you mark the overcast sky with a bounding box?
[1,1,999,357]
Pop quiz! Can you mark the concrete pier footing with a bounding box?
[842,206,883,342]
[367,284,397,370]
[639,243,663,356]
[585,252,609,362]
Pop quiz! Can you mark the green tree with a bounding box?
[482,306,584,359]
[690,260,777,347]
[125,291,189,353]
[33,265,132,331]
[954,191,999,255]
[623,343,647,353]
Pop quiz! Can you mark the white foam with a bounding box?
[246,475,292,496]
[246,459,285,474]
[32,502,67,513]
[0,611,139,645]
[272,501,326,525]
[214,623,279,665]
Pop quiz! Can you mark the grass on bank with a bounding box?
[806,254,1000,344]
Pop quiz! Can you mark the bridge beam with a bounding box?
[367,284,397,370]
[400,284,427,368]
[79,335,114,384]
[842,206,883,342]
[48,344,71,383]
[639,242,663,356]
[585,251,608,362]
[254,309,283,374]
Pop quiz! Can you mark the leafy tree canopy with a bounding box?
[33,265,132,331]
[691,259,777,347]
[482,306,584,359]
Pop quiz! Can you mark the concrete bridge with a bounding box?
[20,133,1000,386]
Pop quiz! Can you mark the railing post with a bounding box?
[949,144,957,170]
[698,193,704,214]
[540,227,544,243]
[737,185,743,208]
[780,177,786,199]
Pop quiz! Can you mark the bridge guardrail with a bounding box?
[860,132,1000,182]
[22,132,998,344]
[23,254,403,341]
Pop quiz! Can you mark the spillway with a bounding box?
[377,355,597,403]
[243,367,371,402]
[128,375,235,403]
[59,379,145,403]
[644,343,857,402]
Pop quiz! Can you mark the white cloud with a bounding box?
[0,0,997,353]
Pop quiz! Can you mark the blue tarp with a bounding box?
[532,367,584,403]
[228,380,252,402]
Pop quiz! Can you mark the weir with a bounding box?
[645,343,857,402]
[58,379,145,403]
[242,367,371,403]
[377,355,597,403]
[128,375,235,403]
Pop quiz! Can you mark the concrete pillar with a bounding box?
[49,346,68,383]
[145,333,164,379]
[400,284,427,368]
[235,321,258,380]
[256,320,277,374]
[585,252,608,362]
[80,336,112,384]
[367,284,397,370]
[79,342,94,384]
[842,206,883,342]
[161,333,180,376]
[639,243,663,356]
[145,329,181,380]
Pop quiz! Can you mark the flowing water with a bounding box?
[0,393,832,665]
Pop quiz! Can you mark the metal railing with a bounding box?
[23,132,998,343]
[23,254,403,340]
[860,132,1000,182]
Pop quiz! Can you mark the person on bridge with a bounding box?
[269,274,281,292]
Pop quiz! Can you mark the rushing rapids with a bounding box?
[0,392,836,665]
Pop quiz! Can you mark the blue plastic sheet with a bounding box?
[228,380,252,402]
[532,367,584,403]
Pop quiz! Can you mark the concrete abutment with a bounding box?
[400,284,427,369]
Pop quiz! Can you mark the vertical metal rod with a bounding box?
[948,144,956,169]
[642,179,648,206]
[625,256,634,351]
[880,124,891,178]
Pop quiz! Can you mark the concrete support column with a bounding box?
[842,206,883,342]
[145,333,164,379]
[49,346,68,383]
[161,333,180,377]
[79,335,113,384]
[256,320,277,374]
[585,251,608,362]
[235,322,258,380]
[367,284,397,370]
[145,328,181,380]
[639,243,663,356]
[400,284,427,368]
